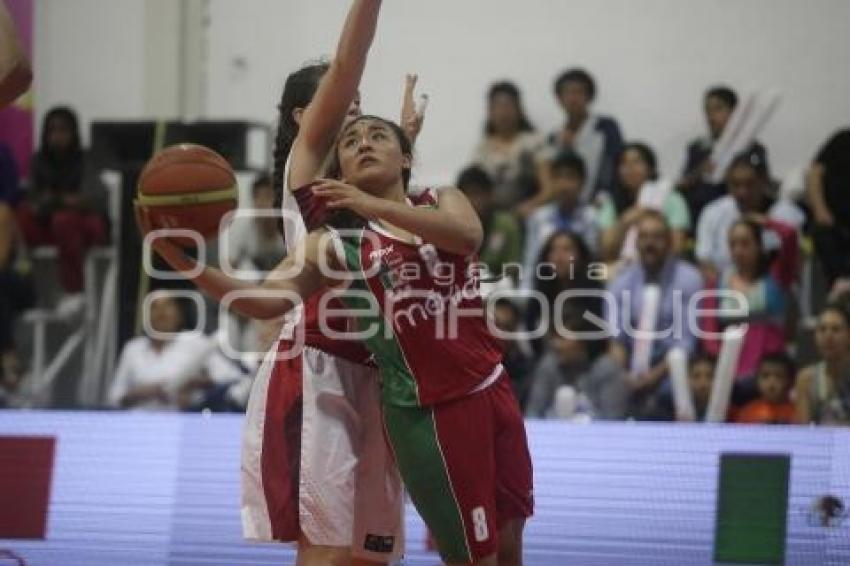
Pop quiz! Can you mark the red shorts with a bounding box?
[383,370,534,563]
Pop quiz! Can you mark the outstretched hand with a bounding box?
[400,73,427,144]
[313,179,385,220]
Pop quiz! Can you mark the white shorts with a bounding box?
[242,342,404,562]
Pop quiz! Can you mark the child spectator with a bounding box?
[652,352,716,422]
[677,86,769,225]
[522,151,598,286]
[702,214,798,402]
[457,165,522,282]
[470,81,542,209]
[735,353,796,424]
[539,68,623,205]
[597,142,690,262]
[525,314,627,420]
[795,303,850,425]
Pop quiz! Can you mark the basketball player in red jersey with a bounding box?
[239,0,420,564]
[138,111,533,564]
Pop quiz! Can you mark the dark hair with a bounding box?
[758,352,796,382]
[252,172,273,196]
[728,218,773,278]
[554,68,596,101]
[705,86,738,110]
[325,115,413,230]
[40,106,82,156]
[689,351,717,372]
[550,150,586,181]
[612,142,659,214]
[820,301,850,328]
[728,148,770,181]
[485,81,535,135]
[271,62,331,229]
[457,165,494,194]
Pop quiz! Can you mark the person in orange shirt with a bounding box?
[735,353,796,424]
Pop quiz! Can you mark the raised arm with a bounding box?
[136,206,336,320]
[289,0,383,190]
[0,0,31,109]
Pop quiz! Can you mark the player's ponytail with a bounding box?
[271,61,330,234]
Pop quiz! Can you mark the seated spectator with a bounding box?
[490,297,535,408]
[0,202,34,405]
[807,129,850,295]
[703,215,798,396]
[224,173,286,280]
[457,166,522,282]
[734,353,796,425]
[539,68,623,205]
[108,295,245,411]
[695,149,803,278]
[607,211,703,418]
[524,230,604,356]
[522,151,598,284]
[795,303,850,425]
[598,142,690,262]
[678,86,769,225]
[525,314,627,420]
[470,81,542,209]
[16,106,108,316]
[652,351,716,422]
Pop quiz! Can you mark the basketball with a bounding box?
[137,143,237,245]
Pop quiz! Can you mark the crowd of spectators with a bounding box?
[1,68,849,425]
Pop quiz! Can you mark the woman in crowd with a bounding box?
[525,229,603,356]
[795,303,850,425]
[17,106,108,315]
[703,214,798,404]
[471,81,542,210]
[597,142,690,262]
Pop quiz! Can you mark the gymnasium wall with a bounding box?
[33,0,850,186]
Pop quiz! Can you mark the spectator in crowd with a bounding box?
[677,86,769,225]
[607,211,703,418]
[540,68,623,205]
[0,202,34,405]
[702,215,798,400]
[734,353,796,424]
[597,142,691,262]
[807,129,850,295]
[524,229,604,356]
[525,313,627,420]
[16,106,108,316]
[470,81,542,209]
[224,173,286,279]
[651,351,716,422]
[522,151,598,285]
[795,303,850,425]
[457,165,522,281]
[108,294,245,411]
[695,149,803,279]
[490,297,535,408]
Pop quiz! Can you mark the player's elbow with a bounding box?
[456,224,483,257]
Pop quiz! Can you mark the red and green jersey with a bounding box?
[330,213,503,407]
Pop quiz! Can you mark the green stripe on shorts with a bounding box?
[383,403,470,563]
